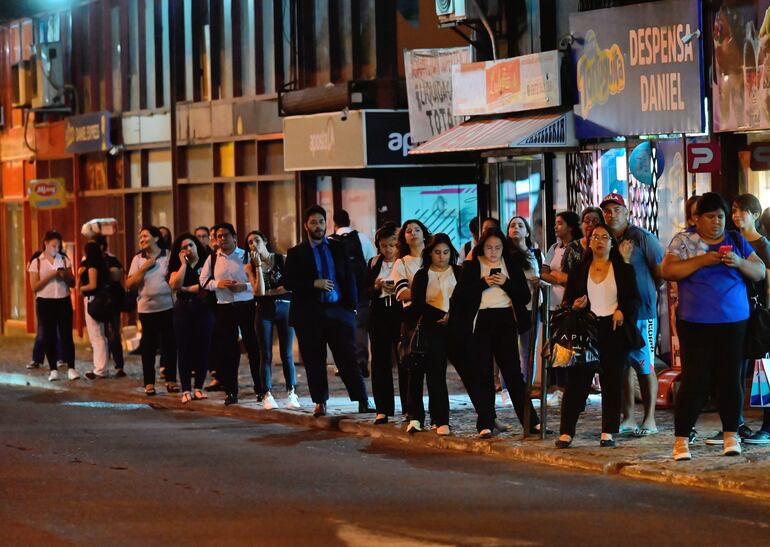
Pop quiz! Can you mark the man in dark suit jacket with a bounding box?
[284,205,373,417]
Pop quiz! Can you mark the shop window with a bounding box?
[6,203,26,321]
[265,179,297,253]
[315,175,334,231]
[498,157,546,250]
[341,177,375,240]
[400,184,477,251]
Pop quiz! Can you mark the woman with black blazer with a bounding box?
[405,233,461,436]
[454,227,540,438]
[558,222,643,449]
[366,223,405,424]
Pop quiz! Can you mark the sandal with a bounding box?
[181,392,192,404]
[166,382,180,393]
[193,389,207,400]
[145,385,156,396]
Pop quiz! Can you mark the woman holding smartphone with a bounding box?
[27,231,78,381]
[367,223,405,424]
[663,193,766,460]
[168,233,213,403]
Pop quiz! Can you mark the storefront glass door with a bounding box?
[400,184,477,251]
[6,203,26,321]
[497,156,547,250]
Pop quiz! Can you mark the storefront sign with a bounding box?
[451,51,561,116]
[713,2,770,131]
[284,110,436,171]
[404,47,472,143]
[65,111,111,154]
[749,142,770,170]
[28,178,67,209]
[686,142,721,172]
[570,0,704,137]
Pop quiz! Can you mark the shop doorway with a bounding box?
[493,156,547,251]
[5,203,26,321]
[399,184,477,250]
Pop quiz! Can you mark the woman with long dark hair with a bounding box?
[454,227,540,438]
[367,222,405,424]
[405,233,461,435]
[127,226,177,396]
[168,233,214,403]
[79,241,111,379]
[562,207,603,276]
[246,230,299,410]
[541,211,582,307]
[27,231,78,381]
[558,222,643,449]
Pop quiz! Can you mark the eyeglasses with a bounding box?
[590,234,611,241]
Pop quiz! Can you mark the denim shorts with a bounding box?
[627,318,657,375]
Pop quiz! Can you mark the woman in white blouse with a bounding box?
[454,228,540,438]
[27,231,78,381]
[405,234,461,435]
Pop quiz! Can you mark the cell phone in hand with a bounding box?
[490,268,501,276]
[718,245,733,256]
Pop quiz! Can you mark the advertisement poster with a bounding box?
[713,2,770,131]
[451,51,561,117]
[570,0,704,137]
[404,47,472,143]
[399,185,477,250]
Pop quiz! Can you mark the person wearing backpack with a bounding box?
[27,231,78,381]
[331,209,376,378]
[79,241,112,379]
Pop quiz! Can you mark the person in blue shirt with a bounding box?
[662,193,766,461]
[602,193,664,437]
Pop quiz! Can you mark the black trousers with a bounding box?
[174,298,214,392]
[106,311,124,369]
[138,309,176,385]
[674,319,747,437]
[473,308,539,432]
[37,297,75,370]
[212,300,261,397]
[406,323,450,427]
[560,316,626,437]
[295,305,368,404]
[369,298,406,416]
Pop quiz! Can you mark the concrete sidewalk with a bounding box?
[2,334,770,501]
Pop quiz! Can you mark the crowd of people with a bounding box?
[25,191,770,461]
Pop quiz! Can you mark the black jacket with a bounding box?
[284,238,357,326]
[451,255,531,337]
[564,256,644,351]
[411,265,462,326]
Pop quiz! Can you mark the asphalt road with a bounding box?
[1,384,769,547]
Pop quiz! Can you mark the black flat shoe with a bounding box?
[166,382,180,393]
[373,415,388,425]
[204,381,223,392]
[313,403,327,417]
[600,439,616,448]
[224,394,238,406]
[115,369,127,378]
[357,402,376,413]
[555,439,572,449]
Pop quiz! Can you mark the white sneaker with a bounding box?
[407,420,422,434]
[436,425,451,436]
[48,370,59,381]
[286,389,301,409]
[67,368,80,381]
[262,392,278,410]
[723,436,742,457]
[500,389,513,408]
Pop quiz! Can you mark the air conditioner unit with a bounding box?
[435,0,498,26]
[32,42,64,108]
[12,61,35,107]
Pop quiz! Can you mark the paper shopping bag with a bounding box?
[750,358,770,407]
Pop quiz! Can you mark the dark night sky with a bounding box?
[0,0,73,21]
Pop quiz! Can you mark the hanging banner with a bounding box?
[713,2,770,131]
[451,51,562,117]
[570,0,704,138]
[28,178,68,209]
[404,46,472,143]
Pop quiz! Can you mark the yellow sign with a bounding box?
[28,178,68,209]
[576,30,626,119]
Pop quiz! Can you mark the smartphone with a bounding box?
[490,268,501,276]
[718,245,733,256]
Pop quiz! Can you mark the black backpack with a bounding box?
[329,230,367,303]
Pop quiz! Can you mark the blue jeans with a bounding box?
[256,300,296,393]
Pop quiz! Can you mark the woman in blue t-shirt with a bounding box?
[662,193,766,461]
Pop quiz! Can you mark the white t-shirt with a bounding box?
[587,262,618,317]
[128,251,174,313]
[479,260,512,309]
[545,242,566,309]
[426,268,456,313]
[376,259,396,299]
[391,255,422,307]
[199,247,254,304]
[27,253,72,299]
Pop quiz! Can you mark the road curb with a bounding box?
[3,372,769,501]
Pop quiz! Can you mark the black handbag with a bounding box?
[87,288,115,322]
[746,297,770,360]
[398,319,429,369]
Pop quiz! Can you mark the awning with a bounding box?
[409,112,576,155]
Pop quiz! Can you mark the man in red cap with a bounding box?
[601,192,664,437]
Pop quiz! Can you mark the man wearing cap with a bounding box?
[601,192,664,436]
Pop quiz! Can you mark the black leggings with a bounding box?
[369,298,406,416]
[138,309,176,385]
[559,316,626,437]
[36,297,75,370]
[406,323,450,427]
[674,319,747,437]
[473,308,539,432]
